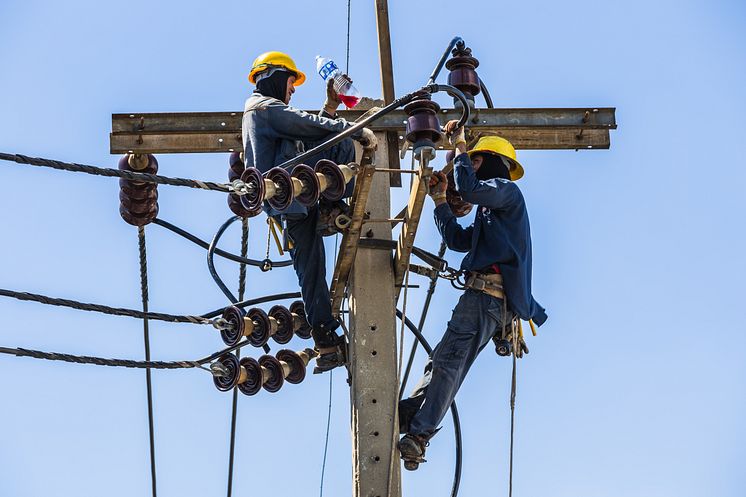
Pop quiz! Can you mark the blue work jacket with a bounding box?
[434,153,548,326]
[241,92,359,216]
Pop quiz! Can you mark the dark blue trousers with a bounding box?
[406,289,509,437]
[283,137,355,346]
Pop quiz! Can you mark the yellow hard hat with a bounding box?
[468,135,524,181]
[248,51,306,86]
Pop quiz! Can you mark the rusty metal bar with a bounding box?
[110,108,616,154]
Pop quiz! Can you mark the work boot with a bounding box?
[398,433,429,471]
[313,334,347,374]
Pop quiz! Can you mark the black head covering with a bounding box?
[474,153,511,181]
[255,69,293,103]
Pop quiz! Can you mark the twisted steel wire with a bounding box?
[137,226,158,497]
[0,153,233,193]
[0,288,301,325]
[0,288,213,324]
[226,218,249,497]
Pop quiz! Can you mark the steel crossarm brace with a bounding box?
[393,157,433,300]
[329,147,377,316]
[109,107,617,154]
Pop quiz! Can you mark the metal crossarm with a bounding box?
[109,107,616,154]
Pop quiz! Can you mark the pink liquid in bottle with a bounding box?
[338,93,361,109]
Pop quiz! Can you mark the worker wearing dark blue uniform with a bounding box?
[398,121,547,470]
[241,51,375,372]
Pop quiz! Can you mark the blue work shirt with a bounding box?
[434,153,547,326]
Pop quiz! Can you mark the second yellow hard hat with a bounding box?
[468,135,524,181]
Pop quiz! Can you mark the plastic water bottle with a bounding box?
[315,55,361,109]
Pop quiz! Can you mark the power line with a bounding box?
[0,152,235,193]
[0,288,214,325]
[0,288,301,324]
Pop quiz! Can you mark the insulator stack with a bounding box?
[239,161,358,214]
[212,348,317,395]
[404,96,443,151]
[118,154,159,226]
[446,43,480,108]
[219,303,313,346]
[227,152,259,218]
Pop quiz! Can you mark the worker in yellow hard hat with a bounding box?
[242,51,375,374]
[398,121,547,471]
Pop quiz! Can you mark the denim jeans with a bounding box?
[282,137,355,346]
[405,289,509,437]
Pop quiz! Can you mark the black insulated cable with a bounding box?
[206,216,270,354]
[427,36,464,85]
[152,218,292,268]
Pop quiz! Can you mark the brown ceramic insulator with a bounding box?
[276,349,307,384]
[227,194,260,218]
[446,53,481,97]
[265,167,294,212]
[219,306,246,346]
[212,354,241,392]
[237,357,263,396]
[118,187,157,205]
[289,300,312,339]
[268,305,294,344]
[315,159,345,201]
[118,154,158,186]
[258,355,285,393]
[119,179,157,198]
[119,194,158,214]
[404,97,443,145]
[247,308,273,347]
[290,164,320,207]
[239,167,266,213]
[228,151,245,179]
[119,204,159,227]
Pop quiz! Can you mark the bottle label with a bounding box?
[318,60,338,80]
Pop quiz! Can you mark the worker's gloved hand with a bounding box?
[443,119,466,149]
[428,170,448,203]
[324,75,352,115]
[356,128,378,150]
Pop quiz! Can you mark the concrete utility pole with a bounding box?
[348,132,401,497]
[347,4,401,496]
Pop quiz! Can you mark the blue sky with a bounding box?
[1,1,745,496]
